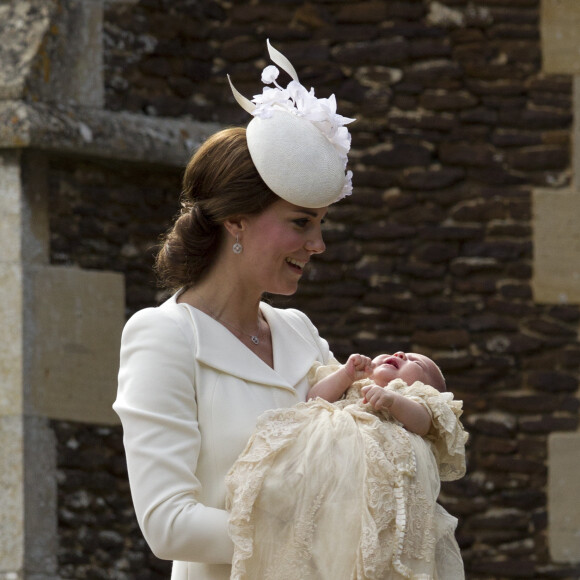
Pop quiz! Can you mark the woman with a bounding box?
[114,41,354,579]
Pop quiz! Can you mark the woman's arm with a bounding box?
[114,307,233,564]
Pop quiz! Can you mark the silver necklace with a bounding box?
[195,295,262,345]
[220,318,261,345]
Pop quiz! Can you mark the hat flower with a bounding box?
[252,65,355,189]
[261,65,280,85]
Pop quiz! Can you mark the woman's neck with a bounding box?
[179,282,262,329]
[178,274,273,367]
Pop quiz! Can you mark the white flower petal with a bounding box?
[261,65,280,85]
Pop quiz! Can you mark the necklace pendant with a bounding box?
[251,335,260,345]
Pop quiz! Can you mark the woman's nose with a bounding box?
[305,232,326,255]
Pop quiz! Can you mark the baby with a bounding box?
[226,351,467,580]
[309,351,446,438]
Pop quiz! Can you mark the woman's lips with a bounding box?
[286,257,306,272]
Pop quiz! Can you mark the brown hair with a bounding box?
[155,127,278,290]
[428,360,447,392]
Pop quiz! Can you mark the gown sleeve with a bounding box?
[386,379,469,481]
[113,307,234,563]
[306,358,342,387]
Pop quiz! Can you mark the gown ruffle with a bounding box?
[225,376,468,580]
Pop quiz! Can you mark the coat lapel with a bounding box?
[263,303,323,389]
[181,302,321,393]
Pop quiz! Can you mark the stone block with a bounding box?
[532,189,580,304]
[520,415,577,433]
[575,77,580,185]
[439,142,496,167]
[332,38,409,66]
[526,317,578,338]
[519,107,572,130]
[0,415,24,573]
[419,89,478,111]
[548,432,580,562]
[0,264,23,418]
[28,266,125,425]
[0,1,55,100]
[23,416,57,575]
[0,100,221,168]
[0,0,104,107]
[400,166,465,190]
[336,1,388,23]
[541,0,580,75]
[467,411,517,436]
[0,157,24,264]
[412,328,470,348]
[360,142,432,168]
[0,416,57,577]
[0,151,25,419]
[510,145,570,171]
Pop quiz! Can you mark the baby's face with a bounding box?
[371,352,441,389]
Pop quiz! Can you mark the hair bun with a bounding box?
[190,203,214,235]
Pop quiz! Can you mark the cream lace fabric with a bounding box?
[225,364,468,580]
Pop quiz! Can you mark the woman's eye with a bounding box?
[293,219,309,227]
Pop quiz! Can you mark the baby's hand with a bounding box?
[343,354,373,381]
[361,384,396,411]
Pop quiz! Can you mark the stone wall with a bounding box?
[64,1,580,579]
[1,0,579,579]
[53,421,169,579]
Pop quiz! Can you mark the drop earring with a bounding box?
[232,235,243,254]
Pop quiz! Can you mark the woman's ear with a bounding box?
[223,216,246,238]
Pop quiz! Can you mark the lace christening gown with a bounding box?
[225,365,469,580]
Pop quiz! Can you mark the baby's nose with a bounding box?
[394,351,406,359]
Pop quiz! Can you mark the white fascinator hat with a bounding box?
[228,40,355,208]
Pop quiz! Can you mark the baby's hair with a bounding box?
[430,362,447,392]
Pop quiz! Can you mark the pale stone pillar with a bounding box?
[0,2,120,578]
[0,150,59,580]
[548,433,580,563]
[0,150,28,580]
[539,0,580,564]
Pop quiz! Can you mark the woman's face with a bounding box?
[239,199,327,296]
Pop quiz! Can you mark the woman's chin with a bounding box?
[267,281,300,296]
[270,288,298,297]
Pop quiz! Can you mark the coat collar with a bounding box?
[176,300,321,393]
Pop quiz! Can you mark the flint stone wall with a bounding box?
[42,0,580,579]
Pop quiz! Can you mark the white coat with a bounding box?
[114,293,332,579]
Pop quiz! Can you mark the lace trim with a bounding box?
[226,397,464,579]
[385,378,469,481]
